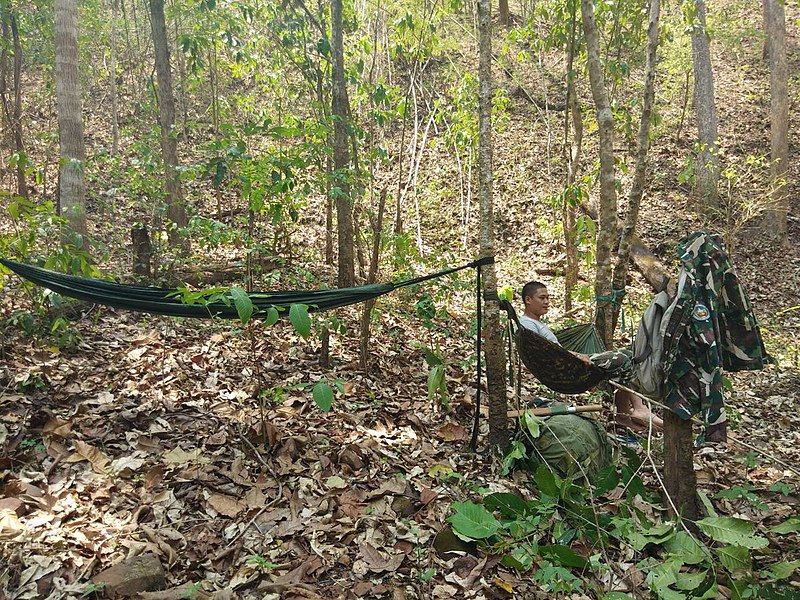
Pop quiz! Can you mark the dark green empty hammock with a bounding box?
[0,257,493,319]
[500,300,607,395]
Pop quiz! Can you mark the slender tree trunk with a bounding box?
[581,0,616,347]
[477,0,507,448]
[110,0,120,156]
[331,0,355,287]
[498,0,509,26]
[691,0,719,211]
[55,0,88,246]
[149,0,188,250]
[360,190,386,371]
[563,0,581,312]
[0,4,28,199]
[611,0,661,331]
[764,0,788,243]
[663,411,699,521]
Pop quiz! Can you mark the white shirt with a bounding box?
[519,315,560,345]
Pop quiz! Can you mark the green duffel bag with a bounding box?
[527,414,612,481]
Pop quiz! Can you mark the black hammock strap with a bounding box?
[0,257,494,320]
[499,300,607,395]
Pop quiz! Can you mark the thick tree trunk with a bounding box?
[691,0,719,211]
[611,0,661,331]
[149,0,188,251]
[581,0,616,347]
[55,0,88,245]
[663,411,699,521]
[764,0,788,243]
[477,0,507,448]
[331,0,355,287]
[498,0,509,26]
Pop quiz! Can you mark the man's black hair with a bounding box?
[521,281,548,302]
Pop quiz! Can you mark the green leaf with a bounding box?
[289,303,311,338]
[664,531,709,565]
[264,306,280,327]
[674,569,708,591]
[448,501,501,540]
[765,560,800,581]
[715,544,752,574]
[229,287,254,325]
[534,464,560,499]
[646,557,681,590]
[501,543,536,571]
[521,412,542,439]
[602,594,636,600]
[627,521,677,551]
[697,489,718,517]
[427,364,445,402]
[593,465,620,495]
[770,516,800,535]
[312,382,334,412]
[539,544,588,569]
[484,493,530,519]
[697,517,768,549]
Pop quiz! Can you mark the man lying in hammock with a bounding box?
[520,281,663,431]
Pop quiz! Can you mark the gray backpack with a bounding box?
[632,289,675,397]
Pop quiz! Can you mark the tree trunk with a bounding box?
[110,0,120,156]
[563,0,581,313]
[331,0,355,287]
[55,0,88,246]
[498,0,509,26]
[691,0,719,211]
[131,225,152,279]
[149,0,188,251]
[360,190,387,371]
[477,0,507,448]
[764,0,788,243]
[663,411,699,521]
[581,0,616,347]
[611,0,661,331]
[0,4,28,199]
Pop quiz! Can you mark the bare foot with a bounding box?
[629,409,663,431]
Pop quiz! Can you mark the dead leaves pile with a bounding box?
[0,309,524,599]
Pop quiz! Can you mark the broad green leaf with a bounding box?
[715,544,752,574]
[765,560,800,581]
[770,516,800,535]
[593,465,620,495]
[521,412,542,439]
[674,569,708,591]
[646,557,680,590]
[312,382,334,412]
[627,521,677,551]
[427,364,445,402]
[696,581,719,599]
[484,492,529,519]
[602,594,636,600]
[697,489,718,518]
[448,501,501,540]
[697,517,768,549]
[664,531,709,565]
[289,303,311,338]
[230,287,253,325]
[539,544,588,569]
[655,588,689,600]
[501,440,526,476]
[264,306,280,327]
[534,464,560,499]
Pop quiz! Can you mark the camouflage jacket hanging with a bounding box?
[660,232,769,427]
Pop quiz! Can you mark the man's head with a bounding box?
[521,281,550,319]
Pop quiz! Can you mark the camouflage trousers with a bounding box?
[589,348,634,384]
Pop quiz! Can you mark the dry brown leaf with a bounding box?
[358,542,405,573]
[162,446,209,465]
[207,493,246,518]
[66,440,110,473]
[437,422,467,442]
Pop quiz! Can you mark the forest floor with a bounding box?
[2,0,800,598]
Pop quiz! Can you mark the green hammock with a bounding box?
[0,258,492,319]
[500,300,607,395]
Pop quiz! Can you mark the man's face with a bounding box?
[525,287,550,318]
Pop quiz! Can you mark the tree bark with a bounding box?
[611,0,661,331]
[477,0,507,448]
[360,190,387,371]
[498,0,509,26]
[149,0,188,251]
[55,0,88,246]
[331,0,355,287]
[563,0,581,313]
[110,0,120,156]
[663,411,699,521]
[764,0,788,243]
[581,0,616,347]
[690,0,719,211]
[0,4,28,199]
